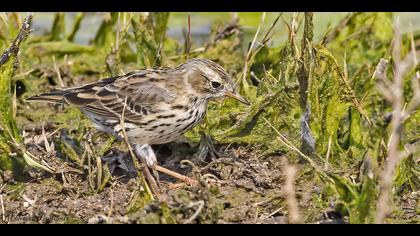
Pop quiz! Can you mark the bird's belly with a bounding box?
[83,103,207,145]
[127,107,206,145]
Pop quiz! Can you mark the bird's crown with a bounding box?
[174,58,249,105]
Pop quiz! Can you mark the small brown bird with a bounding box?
[28,58,249,184]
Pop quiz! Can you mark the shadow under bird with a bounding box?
[27,58,250,188]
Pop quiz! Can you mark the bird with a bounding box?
[27,58,250,187]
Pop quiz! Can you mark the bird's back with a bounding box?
[27,68,208,145]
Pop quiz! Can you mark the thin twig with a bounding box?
[0,13,33,67]
[263,117,321,170]
[183,200,205,224]
[95,148,103,191]
[321,12,361,45]
[12,84,17,120]
[259,206,285,221]
[0,194,5,222]
[53,56,64,88]
[86,143,95,191]
[12,68,35,79]
[290,13,300,58]
[186,14,191,59]
[324,134,333,171]
[261,13,282,44]
[342,53,372,125]
[281,157,302,224]
[375,21,420,224]
[402,28,420,121]
[120,97,157,198]
[240,12,266,86]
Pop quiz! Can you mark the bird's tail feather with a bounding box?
[26,91,66,104]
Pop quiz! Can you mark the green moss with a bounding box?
[0,29,23,172]
[126,189,154,214]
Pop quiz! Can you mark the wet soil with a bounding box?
[0,124,293,224]
[0,125,417,224]
[0,121,418,224]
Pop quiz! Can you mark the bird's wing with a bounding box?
[72,72,173,122]
[30,71,174,123]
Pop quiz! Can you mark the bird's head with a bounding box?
[178,58,250,105]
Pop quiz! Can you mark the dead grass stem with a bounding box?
[375,21,420,223]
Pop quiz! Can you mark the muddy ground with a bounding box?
[1,128,418,224]
[0,139,285,223]
[0,125,333,224]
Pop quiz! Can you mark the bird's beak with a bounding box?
[225,91,250,106]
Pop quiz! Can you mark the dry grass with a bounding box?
[374,21,420,224]
[280,157,302,223]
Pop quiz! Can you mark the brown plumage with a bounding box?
[28,58,249,170]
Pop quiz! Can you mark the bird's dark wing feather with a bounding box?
[29,71,173,122]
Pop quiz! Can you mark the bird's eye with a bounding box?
[211,81,222,89]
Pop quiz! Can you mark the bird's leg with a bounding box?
[196,131,220,162]
[134,144,160,186]
[134,144,197,186]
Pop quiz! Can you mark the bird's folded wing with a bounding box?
[63,74,173,122]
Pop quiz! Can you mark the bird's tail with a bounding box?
[26,90,67,104]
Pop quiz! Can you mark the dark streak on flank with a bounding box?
[135,119,156,126]
[176,115,192,122]
[171,105,188,111]
[148,78,164,82]
[157,114,176,119]
[179,118,198,133]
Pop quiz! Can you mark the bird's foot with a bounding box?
[166,173,221,189]
[154,164,198,187]
[133,144,160,195]
[134,144,198,194]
